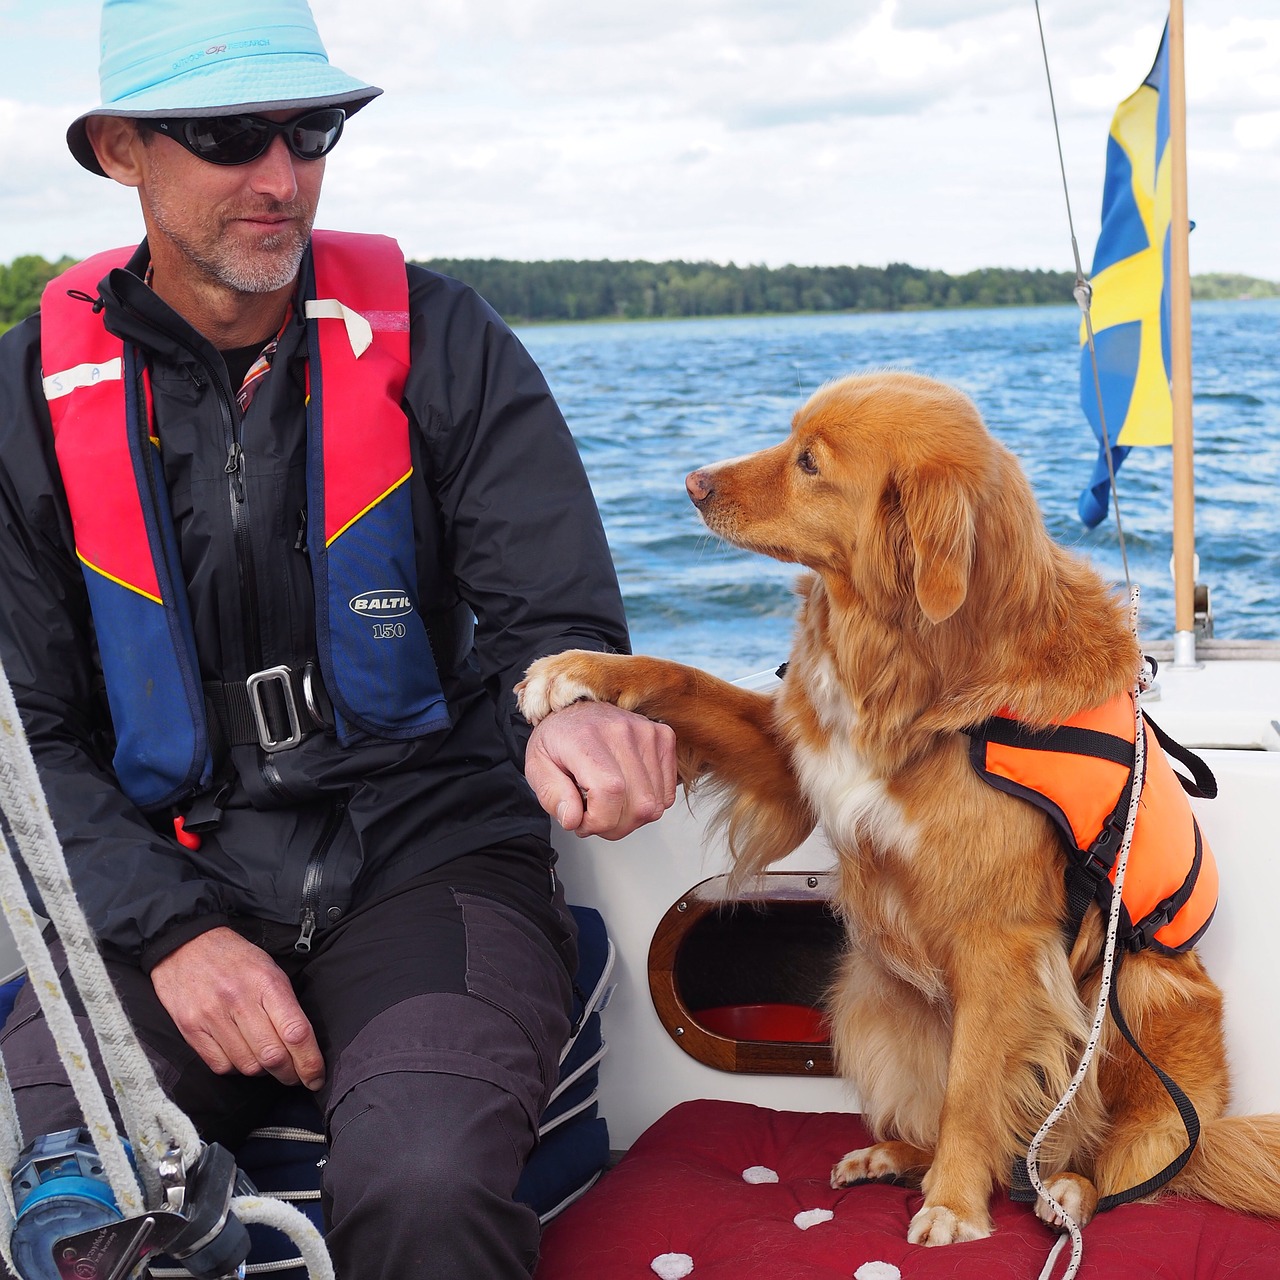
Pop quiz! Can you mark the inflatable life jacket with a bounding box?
[40,231,450,812]
[967,689,1218,955]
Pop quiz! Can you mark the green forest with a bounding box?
[2,252,1276,334]
[414,259,1079,322]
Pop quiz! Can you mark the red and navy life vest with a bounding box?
[40,231,450,812]
[967,690,1218,955]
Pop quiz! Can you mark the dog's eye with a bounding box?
[797,450,819,476]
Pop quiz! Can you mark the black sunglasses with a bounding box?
[141,108,346,166]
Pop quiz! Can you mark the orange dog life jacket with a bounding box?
[967,691,1218,955]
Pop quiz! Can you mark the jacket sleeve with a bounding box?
[403,271,631,761]
[0,317,232,964]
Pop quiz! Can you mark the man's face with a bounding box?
[133,110,326,297]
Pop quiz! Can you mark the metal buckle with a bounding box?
[246,665,303,753]
[301,661,328,727]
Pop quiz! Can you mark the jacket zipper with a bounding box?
[203,364,293,805]
[117,300,298,805]
[295,800,347,953]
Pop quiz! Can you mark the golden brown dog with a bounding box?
[517,370,1280,1245]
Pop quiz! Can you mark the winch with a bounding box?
[9,1127,252,1280]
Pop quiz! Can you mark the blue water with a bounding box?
[518,301,1280,680]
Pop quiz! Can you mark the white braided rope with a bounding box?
[0,1029,20,1268]
[230,1195,334,1280]
[0,657,201,1207]
[0,657,336,1279]
[1027,664,1148,1280]
[0,800,148,1218]
[145,1196,334,1280]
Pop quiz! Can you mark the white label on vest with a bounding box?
[42,358,124,401]
[349,591,414,618]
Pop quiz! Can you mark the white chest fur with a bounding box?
[789,653,916,856]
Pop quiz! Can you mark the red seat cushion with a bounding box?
[536,1099,1280,1279]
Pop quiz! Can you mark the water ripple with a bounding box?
[519,300,1280,678]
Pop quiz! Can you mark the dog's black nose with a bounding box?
[686,470,714,505]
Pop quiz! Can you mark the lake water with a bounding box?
[518,300,1280,681]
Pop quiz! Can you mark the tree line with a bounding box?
[416,258,1080,322]
[3,252,1275,333]
[0,255,79,334]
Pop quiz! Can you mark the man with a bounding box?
[0,1,675,1277]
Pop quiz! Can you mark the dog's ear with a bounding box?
[898,467,975,623]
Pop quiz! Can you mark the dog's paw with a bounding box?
[1034,1172,1099,1230]
[906,1204,993,1247]
[831,1144,915,1188]
[515,653,602,724]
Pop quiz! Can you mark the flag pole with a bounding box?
[1168,0,1198,667]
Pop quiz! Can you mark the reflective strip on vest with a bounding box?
[968,691,1217,953]
[40,233,450,810]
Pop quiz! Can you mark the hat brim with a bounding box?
[68,65,381,176]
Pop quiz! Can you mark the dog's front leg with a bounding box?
[519,650,780,782]
[518,650,815,867]
[908,959,1029,1246]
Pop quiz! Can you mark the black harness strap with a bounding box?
[993,700,1211,1216]
[977,715,1136,768]
[1009,948,1201,1210]
[1096,947,1201,1211]
[1144,711,1218,799]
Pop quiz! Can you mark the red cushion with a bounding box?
[536,1100,1280,1279]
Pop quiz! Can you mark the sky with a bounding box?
[2,0,1278,277]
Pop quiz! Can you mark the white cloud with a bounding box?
[2,0,1278,278]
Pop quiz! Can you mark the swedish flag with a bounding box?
[1078,24,1172,528]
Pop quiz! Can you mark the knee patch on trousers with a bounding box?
[325,890,572,1131]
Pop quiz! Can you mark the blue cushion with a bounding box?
[0,974,25,1029]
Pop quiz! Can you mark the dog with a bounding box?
[516,370,1280,1246]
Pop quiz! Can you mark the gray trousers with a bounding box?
[0,842,576,1280]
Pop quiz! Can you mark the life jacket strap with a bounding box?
[204,662,334,755]
[1061,789,1133,947]
[1144,711,1218,799]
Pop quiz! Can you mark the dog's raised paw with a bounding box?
[906,1204,992,1247]
[516,654,600,724]
[1034,1173,1099,1230]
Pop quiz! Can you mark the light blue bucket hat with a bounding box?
[68,0,382,175]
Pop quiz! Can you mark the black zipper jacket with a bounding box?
[0,239,629,970]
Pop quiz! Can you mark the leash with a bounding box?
[1018,594,1213,1279]
[1021,662,1145,1280]
[0,653,335,1280]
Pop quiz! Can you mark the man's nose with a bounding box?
[247,134,301,200]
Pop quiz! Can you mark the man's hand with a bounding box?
[150,927,325,1090]
[525,700,677,839]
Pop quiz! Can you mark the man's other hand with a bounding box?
[525,701,677,839]
[150,927,325,1090]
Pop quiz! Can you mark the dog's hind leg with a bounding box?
[1091,952,1230,1205]
[832,1140,933,1189]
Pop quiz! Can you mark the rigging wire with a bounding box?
[1033,0,1133,597]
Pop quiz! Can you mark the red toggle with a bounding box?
[173,815,202,851]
